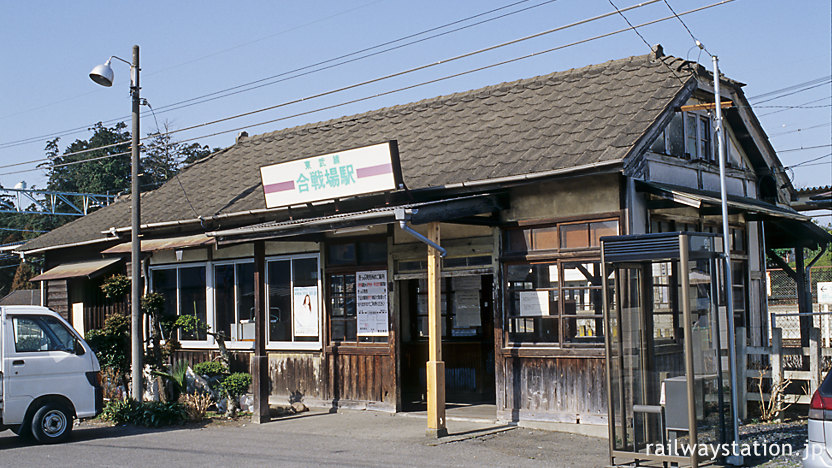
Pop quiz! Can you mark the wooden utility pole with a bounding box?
[252,240,270,423]
[426,222,447,437]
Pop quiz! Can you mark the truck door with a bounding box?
[3,314,93,425]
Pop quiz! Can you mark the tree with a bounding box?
[141,122,215,190]
[44,122,132,196]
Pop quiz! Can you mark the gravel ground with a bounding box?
[740,419,807,467]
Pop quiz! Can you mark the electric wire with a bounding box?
[768,123,832,137]
[786,152,832,169]
[0,0,554,150]
[661,0,712,56]
[5,0,671,161]
[0,0,385,123]
[747,75,832,102]
[750,80,832,106]
[606,0,690,85]
[0,0,735,178]
[777,144,832,153]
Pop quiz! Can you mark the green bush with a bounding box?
[100,274,131,300]
[221,372,252,399]
[101,399,187,427]
[193,361,227,377]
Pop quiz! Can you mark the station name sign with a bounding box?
[260,141,400,209]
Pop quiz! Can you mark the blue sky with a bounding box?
[0,0,829,209]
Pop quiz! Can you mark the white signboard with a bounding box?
[357,270,389,336]
[819,282,832,305]
[519,291,550,317]
[260,142,398,209]
[293,286,319,337]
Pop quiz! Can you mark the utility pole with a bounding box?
[713,54,742,466]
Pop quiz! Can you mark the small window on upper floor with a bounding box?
[684,112,713,162]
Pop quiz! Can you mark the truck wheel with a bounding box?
[30,403,73,444]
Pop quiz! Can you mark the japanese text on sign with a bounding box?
[356,270,388,336]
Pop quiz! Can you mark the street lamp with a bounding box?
[90,45,143,400]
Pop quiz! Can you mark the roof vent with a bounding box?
[650,44,664,61]
[236,131,248,143]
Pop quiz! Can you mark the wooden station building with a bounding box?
[19,47,828,433]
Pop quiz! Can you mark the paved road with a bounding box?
[0,409,609,467]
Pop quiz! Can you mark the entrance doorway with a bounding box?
[399,274,495,410]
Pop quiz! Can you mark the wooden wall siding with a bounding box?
[46,280,69,319]
[499,356,607,424]
[328,351,396,410]
[268,353,325,401]
[83,300,128,332]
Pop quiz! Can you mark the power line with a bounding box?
[0,1,659,168]
[606,0,692,85]
[769,122,832,137]
[0,0,554,150]
[0,0,385,123]
[778,144,832,153]
[0,0,734,178]
[787,152,832,168]
[751,80,832,106]
[661,0,712,56]
[758,95,832,117]
[747,75,832,102]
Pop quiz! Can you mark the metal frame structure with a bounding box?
[0,187,115,217]
[602,232,730,468]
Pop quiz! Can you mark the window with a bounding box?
[150,265,208,341]
[326,240,388,344]
[214,261,255,342]
[652,261,679,341]
[684,112,713,161]
[13,315,76,353]
[410,275,483,339]
[505,260,609,346]
[267,256,320,344]
[505,219,619,253]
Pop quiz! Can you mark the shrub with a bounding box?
[181,393,213,421]
[221,372,252,400]
[193,361,227,377]
[100,274,131,300]
[152,359,189,402]
[101,398,139,425]
[101,399,186,427]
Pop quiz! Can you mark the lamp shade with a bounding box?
[89,61,114,87]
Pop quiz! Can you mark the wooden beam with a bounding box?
[679,101,733,112]
[251,240,270,424]
[425,221,447,437]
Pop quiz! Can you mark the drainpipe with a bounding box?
[394,208,446,257]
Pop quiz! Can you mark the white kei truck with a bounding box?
[0,306,103,443]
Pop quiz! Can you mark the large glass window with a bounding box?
[151,265,207,341]
[267,256,321,344]
[214,262,255,342]
[326,239,388,344]
[505,260,609,346]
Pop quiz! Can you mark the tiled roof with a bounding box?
[20,52,695,252]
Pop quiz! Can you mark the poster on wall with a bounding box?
[519,290,550,316]
[293,286,319,337]
[357,270,389,336]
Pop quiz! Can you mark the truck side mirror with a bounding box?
[74,339,86,355]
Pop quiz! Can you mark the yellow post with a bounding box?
[426,221,447,437]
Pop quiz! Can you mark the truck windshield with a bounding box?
[12,315,76,353]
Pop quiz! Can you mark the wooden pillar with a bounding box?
[252,240,270,424]
[736,327,747,420]
[426,222,447,437]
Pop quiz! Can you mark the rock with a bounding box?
[185,367,213,395]
[239,393,255,413]
[291,401,308,413]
